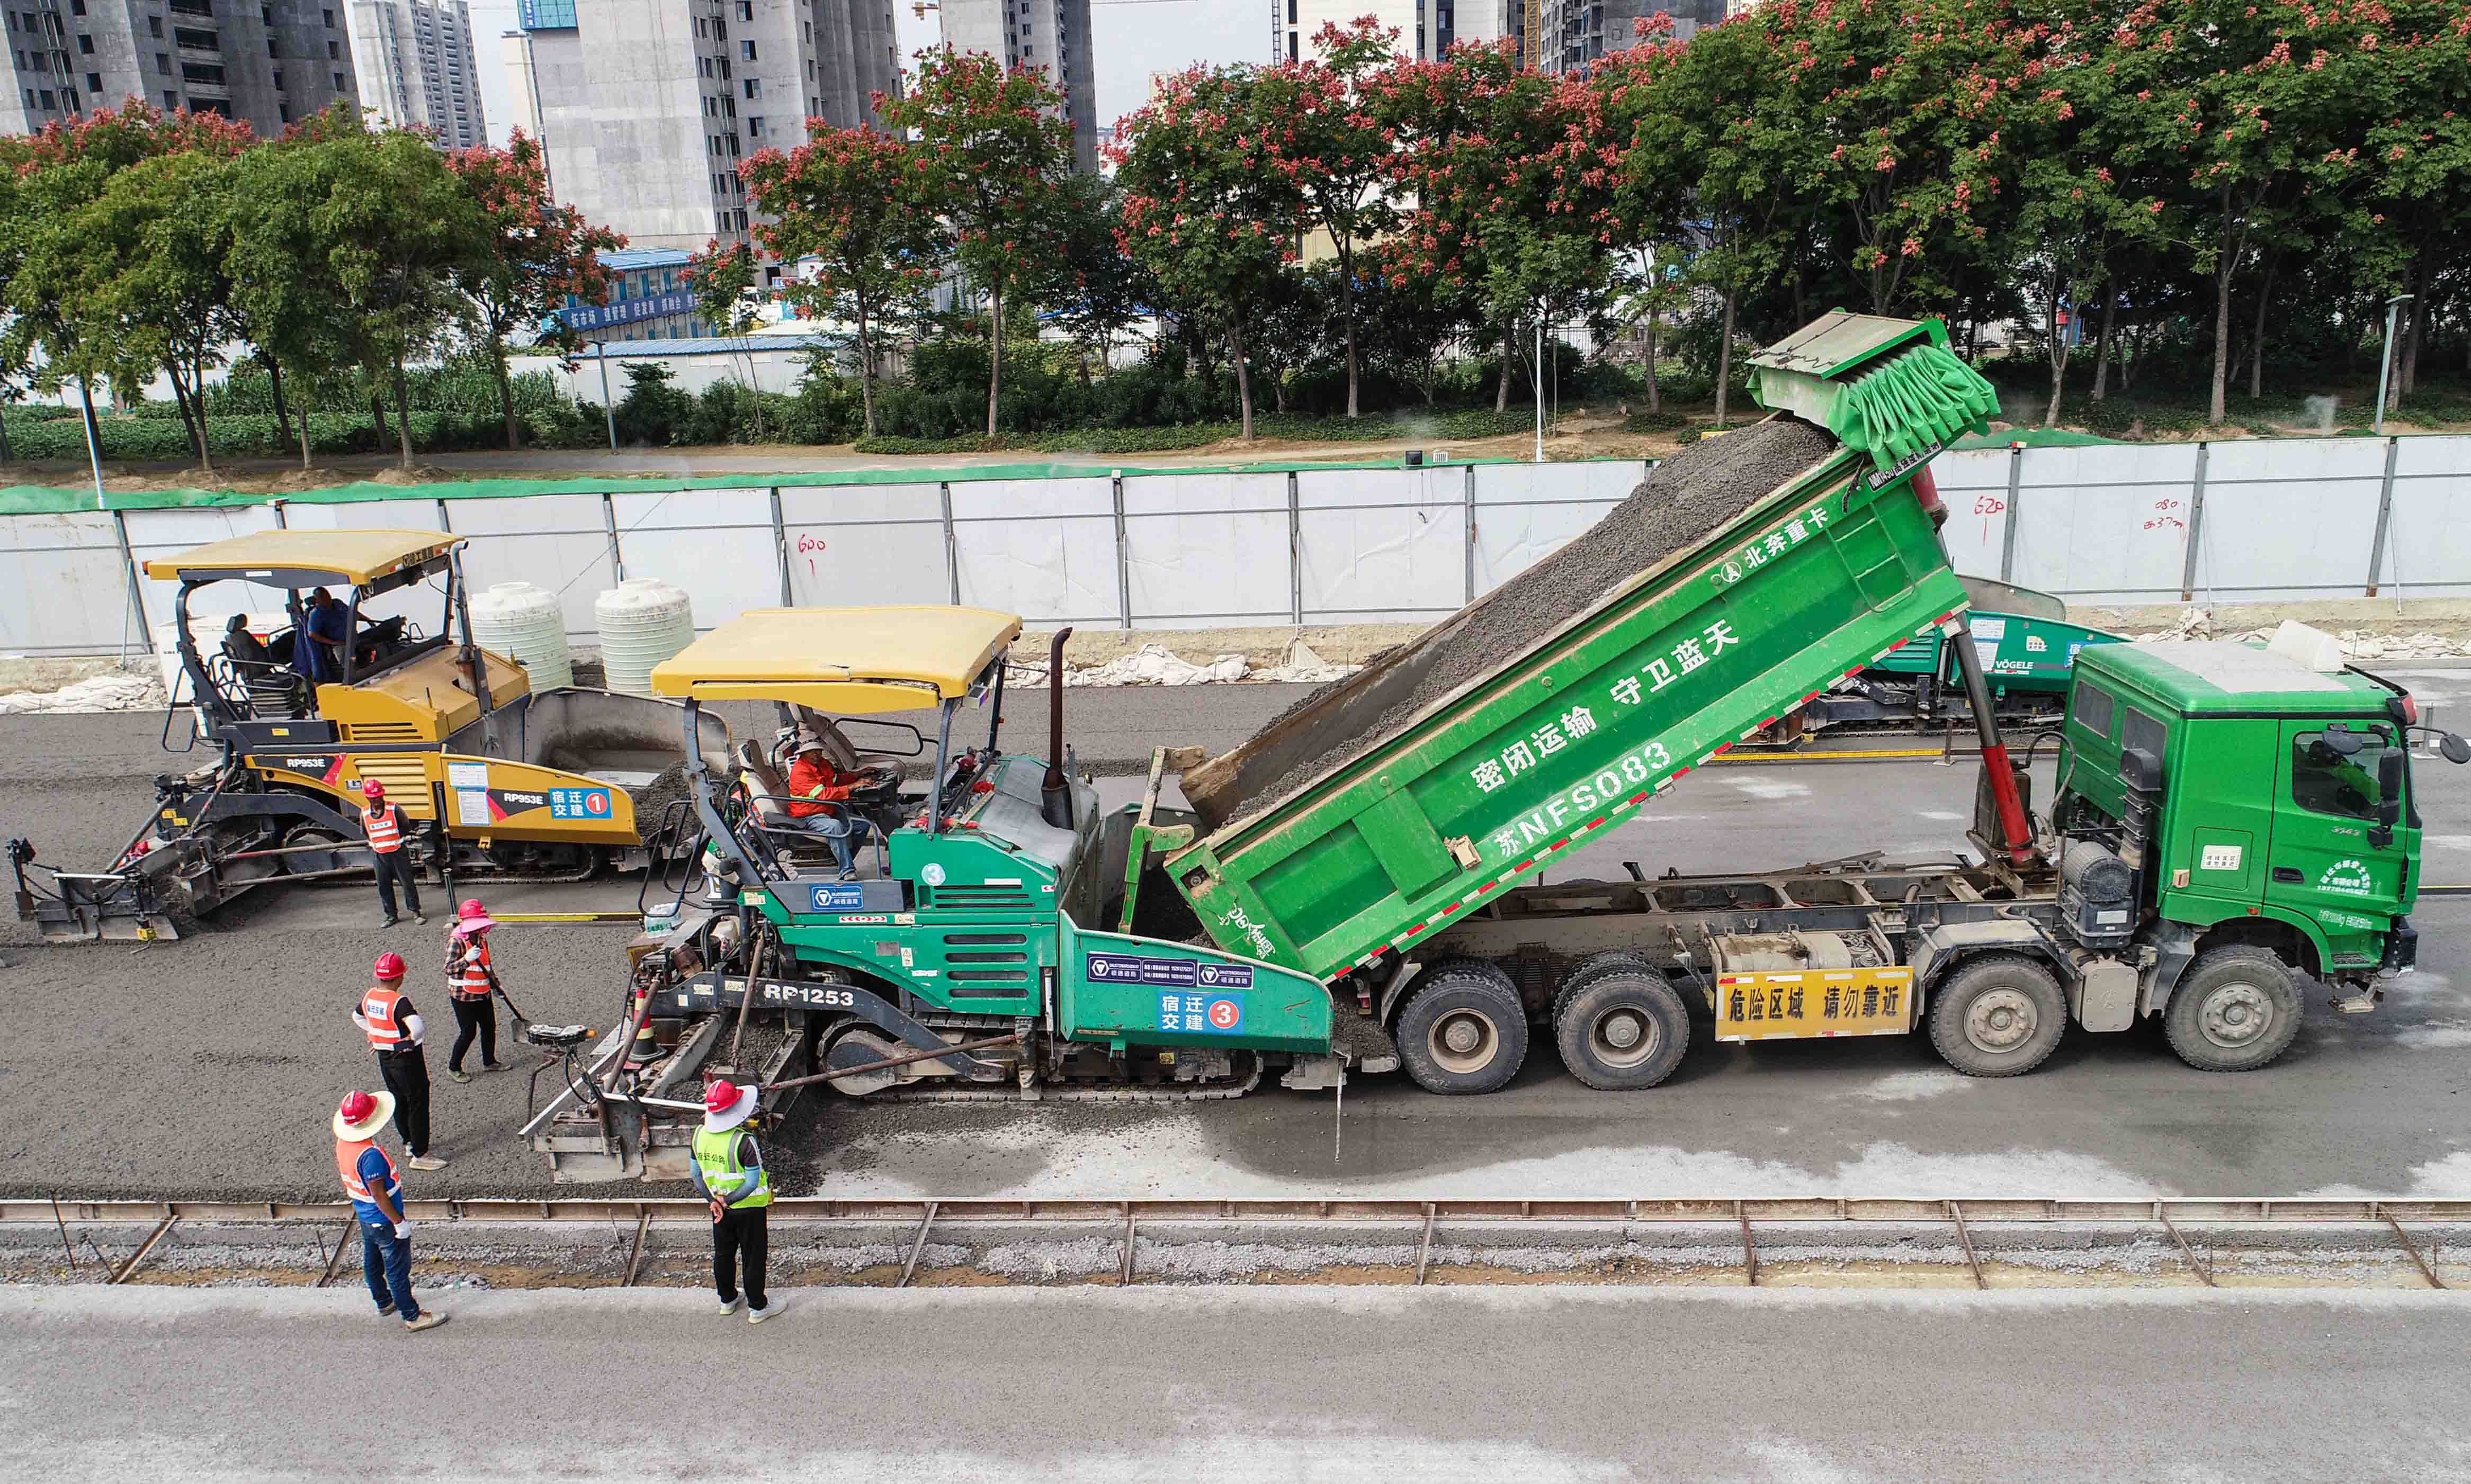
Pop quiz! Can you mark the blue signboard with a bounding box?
[518,0,578,29]
[553,290,695,333]
[1156,990,1247,1035]
[808,883,866,912]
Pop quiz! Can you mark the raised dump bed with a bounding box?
[1158,313,1994,984]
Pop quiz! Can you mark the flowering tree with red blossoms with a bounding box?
[887,49,1075,437]
[446,130,623,449]
[1113,63,1306,440]
[742,118,943,438]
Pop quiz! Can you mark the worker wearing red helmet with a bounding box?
[352,950,446,1170]
[693,1078,776,1324]
[333,1089,448,1332]
[444,898,506,1084]
[359,778,426,930]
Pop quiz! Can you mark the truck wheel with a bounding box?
[1553,970,1690,1091]
[1396,960,1529,1095]
[2163,946,2302,1073]
[1928,955,2065,1077]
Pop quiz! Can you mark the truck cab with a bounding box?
[2053,625,2445,1028]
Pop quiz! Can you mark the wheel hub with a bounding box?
[1965,987,2038,1053]
[1590,1006,1661,1068]
[2198,982,2272,1048]
[1430,1009,1499,1074]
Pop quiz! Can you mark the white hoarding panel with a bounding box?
[442,494,616,637]
[778,482,951,610]
[950,478,1118,624]
[1929,446,2013,580]
[1122,471,1290,625]
[121,505,283,632]
[2191,438,2383,600]
[1297,466,1462,622]
[1470,461,1632,590]
[611,488,777,631]
[2383,436,2471,599]
[2005,443,2199,601]
[0,510,133,654]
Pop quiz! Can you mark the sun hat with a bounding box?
[333,1089,397,1140]
[703,1078,758,1132]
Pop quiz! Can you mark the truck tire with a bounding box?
[1550,951,1660,1024]
[2163,946,2303,1073]
[1927,954,2066,1077]
[1396,960,1529,1095]
[1553,968,1690,1091]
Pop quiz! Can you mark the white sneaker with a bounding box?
[407,1154,447,1171]
[747,1301,776,1325]
[717,1296,744,1316]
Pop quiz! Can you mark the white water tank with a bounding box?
[595,577,696,697]
[468,581,574,691]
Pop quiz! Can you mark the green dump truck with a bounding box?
[523,312,2463,1181]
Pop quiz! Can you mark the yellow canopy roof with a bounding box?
[650,606,1022,712]
[142,528,461,587]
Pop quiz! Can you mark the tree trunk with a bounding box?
[1495,326,1514,413]
[495,342,521,451]
[984,281,1002,438]
[1230,311,1255,442]
[2208,197,2237,426]
[0,401,12,464]
[370,386,390,449]
[267,358,292,451]
[2044,277,2068,429]
[1715,286,1738,427]
[1644,301,1660,415]
[2246,254,2279,403]
[856,306,878,440]
[1338,246,1360,417]
[391,357,415,470]
[2090,283,2116,403]
[78,381,104,464]
[166,362,207,467]
[294,363,315,469]
[186,356,214,471]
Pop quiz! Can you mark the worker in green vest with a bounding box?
[693,1078,775,1324]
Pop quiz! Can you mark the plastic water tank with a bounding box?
[467,581,574,691]
[594,577,696,697]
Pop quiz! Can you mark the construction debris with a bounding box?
[1004,637,1362,691]
[0,671,165,716]
[2133,608,2466,659]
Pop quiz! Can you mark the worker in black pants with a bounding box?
[358,779,425,929]
[352,951,446,1170]
[693,1080,775,1324]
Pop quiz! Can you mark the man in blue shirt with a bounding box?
[333,1089,448,1333]
[298,587,350,687]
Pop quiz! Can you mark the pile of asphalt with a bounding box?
[1183,416,1841,831]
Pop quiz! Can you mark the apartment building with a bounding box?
[938,0,1094,173]
[1279,0,1517,66]
[2,0,360,136]
[344,0,482,147]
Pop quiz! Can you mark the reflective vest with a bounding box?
[362,802,405,853]
[692,1125,773,1210]
[361,986,412,1049]
[447,937,493,1000]
[336,1136,400,1211]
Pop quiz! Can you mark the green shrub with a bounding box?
[1623,408,1689,433]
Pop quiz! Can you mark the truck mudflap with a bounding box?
[1057,907,1333,1055]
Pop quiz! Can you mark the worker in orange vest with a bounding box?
[334,1089,447,1332]
[444,898,505,1083]
[352,951,446,1170]
[359,779,426,929]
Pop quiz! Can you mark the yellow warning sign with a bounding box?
[1716,967,1916,1041]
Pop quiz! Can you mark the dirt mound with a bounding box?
[1183,416,1841,831]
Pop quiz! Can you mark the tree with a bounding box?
[1248,17,1405,417]
[681,238,767,439]
[887,48,1075,437]
[225,127,364,470]
[446,130,623,450]
[1115,63,1307,439]
[741,121,942,439]
[72,149,247,467]
[2345,0,2471,407]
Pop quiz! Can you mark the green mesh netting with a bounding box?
[1825,341,2001,472]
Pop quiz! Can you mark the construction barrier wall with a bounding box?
[4,434,2469,658]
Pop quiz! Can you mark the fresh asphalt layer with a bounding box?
[7,1287,2470,1483]
[3,673,2470,1200]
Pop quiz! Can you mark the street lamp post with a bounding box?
[2375,293,2414,435]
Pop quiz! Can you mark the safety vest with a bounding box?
[362,802,404,853]
[361,986,412,1049]
[336,1136,400,1210]
[691,1125,773,1210]
[448,938,493,1000]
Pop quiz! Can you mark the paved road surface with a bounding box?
[6,1286,2467,1482]
[5,676,2471,1200]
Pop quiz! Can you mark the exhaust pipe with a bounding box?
[1041,627,1075,828]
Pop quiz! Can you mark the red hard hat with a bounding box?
[372,951,407,982]
[704,1080,742,1116]
[360,779,385,798]
[457,898,490,921]
[338,1090,378,1125]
